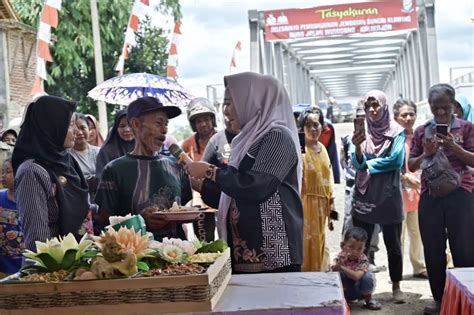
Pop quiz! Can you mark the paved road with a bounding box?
[330,123,432,314]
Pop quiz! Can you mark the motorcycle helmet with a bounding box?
[187,98,217,132]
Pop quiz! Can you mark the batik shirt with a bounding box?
[335,250,370,273]
[202,128,303,273]
[0,189,23,274]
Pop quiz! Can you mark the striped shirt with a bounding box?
[15,160,59,251]
[248,128,298,183]
[410,117,474,194]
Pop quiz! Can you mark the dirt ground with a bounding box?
[327,181,433,315]
[328,122,434,315]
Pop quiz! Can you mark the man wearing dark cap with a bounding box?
[95,97,192,240]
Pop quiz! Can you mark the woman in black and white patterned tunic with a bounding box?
[186,72,303,273]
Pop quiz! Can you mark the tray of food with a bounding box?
[153,202,201,222]
[0,215,231,314]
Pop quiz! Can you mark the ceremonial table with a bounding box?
[0,272,348,315]
[187,272,349,315]
[441,267,474,315]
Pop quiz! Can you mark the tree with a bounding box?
[126,16,170,76]
[11,0,181,123]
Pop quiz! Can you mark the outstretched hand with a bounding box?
[184,161,211,180]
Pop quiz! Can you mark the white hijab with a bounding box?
[217,72,303,240]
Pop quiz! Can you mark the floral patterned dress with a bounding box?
[0,190,24,276]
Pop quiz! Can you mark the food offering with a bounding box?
[0,216,231,314]
[153,201,201,222]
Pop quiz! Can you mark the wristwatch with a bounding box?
[205,165,217,180]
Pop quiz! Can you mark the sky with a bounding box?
[149,0,474,129]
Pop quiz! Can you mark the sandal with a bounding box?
[364,299,382,311]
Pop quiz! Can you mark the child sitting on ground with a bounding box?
[332,227,381,311]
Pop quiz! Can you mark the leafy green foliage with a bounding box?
[142,252,167,269]
[195,240,229,254]
[34,249,78,271]
[11,0,181,122]
[61,249,79,270]
[137,261,150,272]
[126,16,170,76]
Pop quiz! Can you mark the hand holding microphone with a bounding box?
[169,144,193,165]
[169,144,214,180]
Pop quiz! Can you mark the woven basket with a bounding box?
[0,249,231,314]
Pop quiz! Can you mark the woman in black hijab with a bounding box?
[95,110,134,179]
[13,96,90,251]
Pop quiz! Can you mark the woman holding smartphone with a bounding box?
[408,84,474,314]
[351,90,406,304]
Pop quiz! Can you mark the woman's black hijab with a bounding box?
[12,95,89,238]
[95,110,135,178]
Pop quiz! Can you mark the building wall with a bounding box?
[6,27,36,126]
[0,21,36,129]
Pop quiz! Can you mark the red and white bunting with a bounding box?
[115,0,150,75]
[167,21,181,80]
[30,0,62,97]
[229,40,241,74]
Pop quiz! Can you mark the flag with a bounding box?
[30,0,62,97]
[115,0,150,75]
[167,21,181,80]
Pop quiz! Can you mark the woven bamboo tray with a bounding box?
[0,248,231,315]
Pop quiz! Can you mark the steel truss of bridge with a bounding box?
[248,0,439,105]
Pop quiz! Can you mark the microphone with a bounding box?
[169,144,193,165]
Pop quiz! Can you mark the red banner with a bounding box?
[264,0,417,41]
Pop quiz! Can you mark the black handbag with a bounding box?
[352,169,404,225]
[421,124,461,198]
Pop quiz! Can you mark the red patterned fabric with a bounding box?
[441,268,474,315]
[319,126,332,148]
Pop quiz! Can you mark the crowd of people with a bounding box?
[0,72,473,314]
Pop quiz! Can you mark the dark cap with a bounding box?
[127,97,182,120]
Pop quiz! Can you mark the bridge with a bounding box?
[248,0,441,105]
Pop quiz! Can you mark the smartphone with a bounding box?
[435,124,449,136]
[353,117,365,134]
[298,132,305,154]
